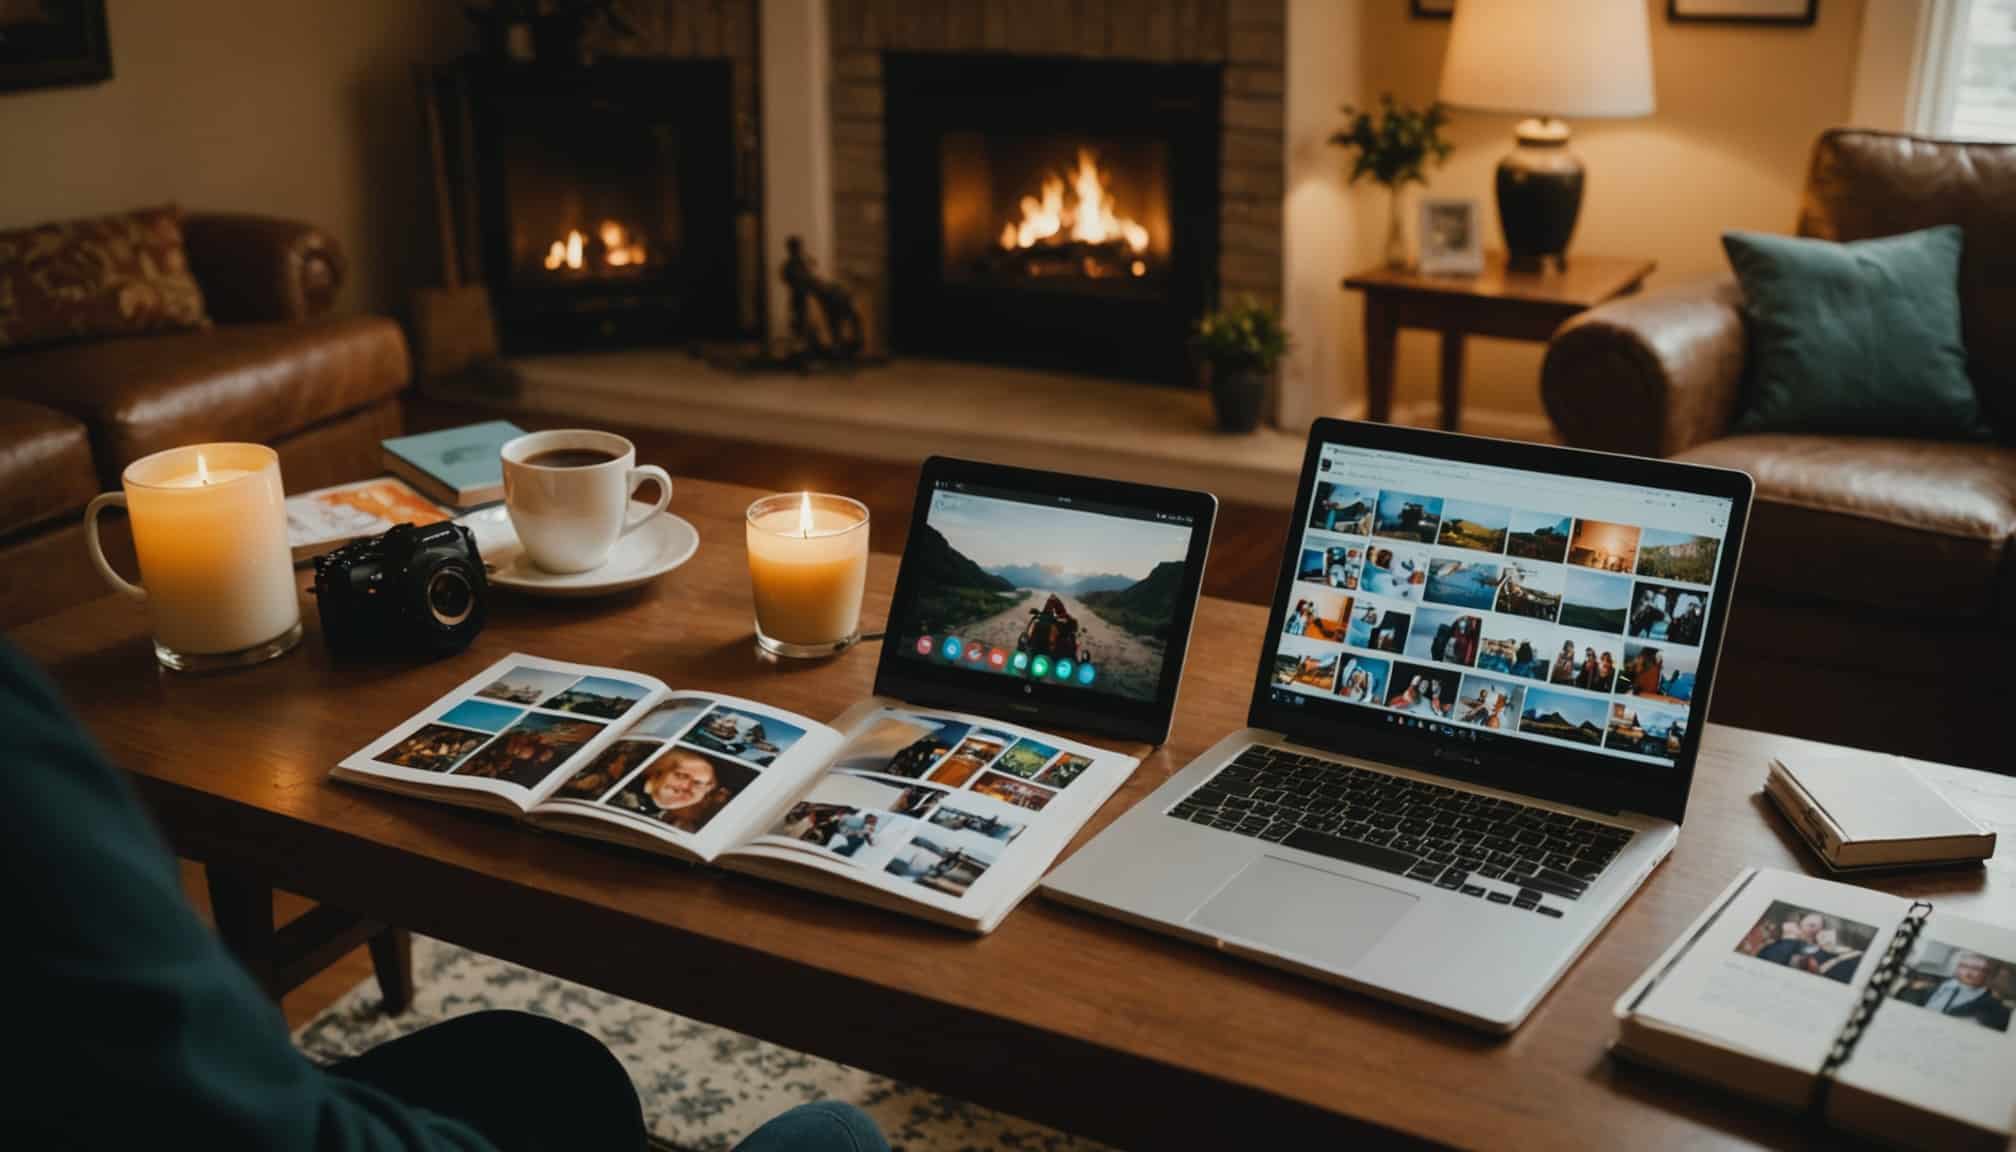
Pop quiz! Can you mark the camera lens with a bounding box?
[426,566,475,627]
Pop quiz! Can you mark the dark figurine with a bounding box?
[781,235,864,362]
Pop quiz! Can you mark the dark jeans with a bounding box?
[328,1010,889,1152]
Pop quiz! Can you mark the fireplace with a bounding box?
[884,54,1221,383]
[467,58,741,354]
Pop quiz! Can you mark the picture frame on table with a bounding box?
[1417,196,1484,277]
[1668,0,1818,26]
[0,0,112,94]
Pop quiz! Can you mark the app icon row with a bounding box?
[915,635,1097,685]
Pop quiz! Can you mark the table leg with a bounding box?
[207,865,279,998]
[1439,330,1464,432]
[369,928,415,1015]
[1362,296,1397,423]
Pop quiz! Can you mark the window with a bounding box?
[1928,0,2016,140]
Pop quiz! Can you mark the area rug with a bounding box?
[293,936,1112,1152]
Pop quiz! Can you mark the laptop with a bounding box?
[1043,419,1754,1032]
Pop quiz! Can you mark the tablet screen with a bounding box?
[888,478,1201,705]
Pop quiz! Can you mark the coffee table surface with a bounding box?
[16,476,2014,1149]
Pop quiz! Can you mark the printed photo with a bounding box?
[971,771,1056,811]
[1734,901,1879,985]
[1405,605,1482,667]
[1437,499,1511,553]
[473,665,578,707]
[772,802,885,857]
[378,724,493,773]
[1628,580,1707,645]
[1424,556,1504,611]
[1494,559,1563,622]
[1455,673,1525,731]
[1361,544,1427,600]
[1374,491,1444,543]
[1605,700,1688,760]
[1333,655,1391,706]
[553,738,662,800]
[1273,641,1342,692]
[1637,528,1720,586]
[1476,616,1555,681]
[928,804,1025,843]
[1507,511,1571,562]
[1035,753,1092,789]
[543,674,652,720]
[1324,545,1364,590]
[1517,687,1607,746]
[1386,662,1462,719]
[1283,584,1352,642]
[437,699,522,733]
[811,770,949,822]
[452,713,604,787]
[605,747,758,834]
[629,697,712,741]
[684,706,807,767]
[1343,601,1412,653]
[1568,519,1641,574]
[1618,642,1697,703]
[1550,628,1621,692]
[831,713,971,779]
[1310,482,1376,536]
[1890,941,2015,1032]
[1560,569,1632,632]
[884,830,1001,897]
[925,732,1012,788]
[1297,547,1326,584]
[993,738,1060,780]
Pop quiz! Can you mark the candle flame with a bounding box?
[197,452,211,485]
[798,492,814,538]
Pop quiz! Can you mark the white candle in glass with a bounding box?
[745,492,869,657]
[86,442,302,668]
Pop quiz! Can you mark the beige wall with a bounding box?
[0,0,466,316]
[1345,0,1866,435]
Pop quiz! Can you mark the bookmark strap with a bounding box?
[1810,900,1934,1114]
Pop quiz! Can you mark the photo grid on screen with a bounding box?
[1281,454,1729,765]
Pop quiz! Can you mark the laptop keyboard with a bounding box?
[1167,743,1635,917]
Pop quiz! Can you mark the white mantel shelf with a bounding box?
[464,352,1309,508]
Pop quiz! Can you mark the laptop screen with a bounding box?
[1267,440,1737,768]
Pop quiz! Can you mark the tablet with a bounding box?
[875,457,1217,744]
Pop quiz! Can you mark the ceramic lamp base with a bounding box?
[1496,118,1585,273]
[156,619,304,673]
[754,623,861,660]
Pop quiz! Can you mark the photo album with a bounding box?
[333,654,1138,933]
[1614,867,2016,1149]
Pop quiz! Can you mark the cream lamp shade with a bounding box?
[1439,0,1655,119]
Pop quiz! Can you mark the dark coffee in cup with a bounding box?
[523,448,619,469]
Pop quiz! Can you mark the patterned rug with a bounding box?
[293,936,1112,1152]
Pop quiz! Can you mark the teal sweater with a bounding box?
[3,643,491,1151]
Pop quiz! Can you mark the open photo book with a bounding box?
[333,654,1139,933]
[1614,867,2016,1150]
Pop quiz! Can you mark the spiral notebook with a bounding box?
[1615,868,2016,1149]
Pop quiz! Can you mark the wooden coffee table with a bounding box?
[14,476,2013,1148]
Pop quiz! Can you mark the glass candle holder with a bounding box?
[745,492,869,659]
[83,442,303,672]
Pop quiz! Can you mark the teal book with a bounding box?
[380,420,524,508]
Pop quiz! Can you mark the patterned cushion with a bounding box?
[0,205,209,351]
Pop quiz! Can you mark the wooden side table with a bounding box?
[1343,253,1656,431]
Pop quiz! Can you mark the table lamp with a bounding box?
[1438,0,1654,271]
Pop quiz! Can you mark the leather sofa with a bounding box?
[1542,129,2014,772]
[0,213,409,628]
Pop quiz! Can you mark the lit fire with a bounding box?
[998,149,1149,260]
[543,219,647,271]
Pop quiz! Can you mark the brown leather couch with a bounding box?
[0,213,409,628]
[1542,130,2015,772]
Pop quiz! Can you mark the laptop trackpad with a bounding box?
[1187,855,1416,973]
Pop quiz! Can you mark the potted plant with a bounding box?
[1329,94,1454,268]
[1193,299,1290,434]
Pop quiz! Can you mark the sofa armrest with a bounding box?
[1540,279,1748,458]
[180,213,347,324]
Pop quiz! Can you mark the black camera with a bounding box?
[312,522,487,660]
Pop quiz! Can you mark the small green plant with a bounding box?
[1329,93,1453,187]
[1193,298,1290,376]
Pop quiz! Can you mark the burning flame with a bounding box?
[543,219,647,271]
[798,491,814,538]
[999,150,1149,257]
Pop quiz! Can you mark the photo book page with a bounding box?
[720,698,1140,932]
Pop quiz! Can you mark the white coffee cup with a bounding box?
[501,429,672,573]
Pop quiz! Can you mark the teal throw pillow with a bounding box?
[1722,225,1982,437]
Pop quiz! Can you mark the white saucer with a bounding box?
[458,502,700,598]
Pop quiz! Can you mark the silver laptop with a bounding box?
[1044,419,1753,1032]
